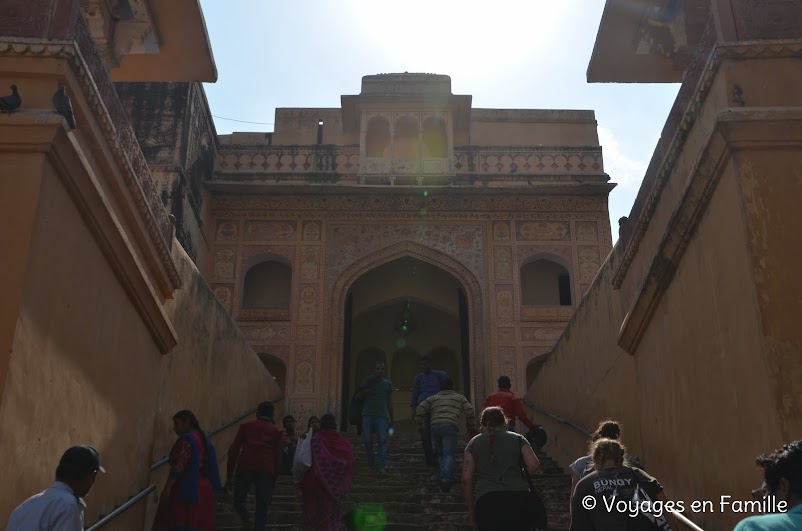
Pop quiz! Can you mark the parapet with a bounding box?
[361,73,452,95]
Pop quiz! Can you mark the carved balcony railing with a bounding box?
[213,145,605,184]
[454,146,604,176]
[215,146,359,177]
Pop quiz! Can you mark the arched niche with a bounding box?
[259,354,287,392]
[520,257,573,306]
[422,116,447,158]
[242,259,292,309]
[394,115,419,159]
[366,116,391,158]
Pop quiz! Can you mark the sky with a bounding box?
[198,0,680,242]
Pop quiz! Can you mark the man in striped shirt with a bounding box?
[414,378,476,492]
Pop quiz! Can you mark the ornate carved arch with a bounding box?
[325,240,487,414]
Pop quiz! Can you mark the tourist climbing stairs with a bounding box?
[216,430,572,530]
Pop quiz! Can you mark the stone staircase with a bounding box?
[216,430,571,530]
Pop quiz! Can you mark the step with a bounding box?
[218,433,573,531]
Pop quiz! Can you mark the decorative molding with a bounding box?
[516,221,570,241]
[0,34,180,292]
[326,223,484,284]
[619,107,802,354]
[238,308,291,322]
[214,145,604,177]
[613,36,802,289]
[243,220,297,241]
[17,115,180,353]
[618,127,729,353]
[521,306,574,322]
[241,325,291,343]
[212,195,608,214]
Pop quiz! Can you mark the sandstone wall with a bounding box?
[469,109,599,146]
[0,151,279,529]
[525,49,802,530]
[115,82,217,267]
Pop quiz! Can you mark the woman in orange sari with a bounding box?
[153,410,222,531]
[301,413,355,530]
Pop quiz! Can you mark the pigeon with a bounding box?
[52,84,76,129]
[0,84,21,112]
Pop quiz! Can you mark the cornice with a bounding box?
[0,35,181,293]
[618,107,802,354]
[612,37,802,290]
[210,193,609,214]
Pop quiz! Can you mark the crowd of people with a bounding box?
[4,357,801,531]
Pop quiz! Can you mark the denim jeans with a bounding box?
[362,414,388,469]
[430,423,459,484]
[420,411,435,464]
[234,471,276,531]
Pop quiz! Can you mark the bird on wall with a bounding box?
[52,84,76,129]
[0,84,21,112]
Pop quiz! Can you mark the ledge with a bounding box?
[618,107,802,353]
[0,113,178,353]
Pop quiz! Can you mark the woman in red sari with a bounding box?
[301,413,355,530]
[153,410,222,531]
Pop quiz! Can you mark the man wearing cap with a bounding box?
[483,376,535,432]
[5,445,105,531]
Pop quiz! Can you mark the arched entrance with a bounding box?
[330,242,485,430]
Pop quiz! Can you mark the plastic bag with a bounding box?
[291,427,313,484]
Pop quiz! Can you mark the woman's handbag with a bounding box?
[291,427,314,484]
[526,425,548,450]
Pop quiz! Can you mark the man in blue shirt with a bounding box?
[410,355,449,466]
[356,362,394,475]
[6,445,105,531]
[735,439,802,531]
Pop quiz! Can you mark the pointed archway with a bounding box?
[327,241,486,428]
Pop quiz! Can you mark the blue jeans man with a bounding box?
[420,411,437,466]
[233,471,276,531]
[362,414,388,471]
[430,423,459,489]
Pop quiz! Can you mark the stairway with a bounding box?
[216,430,572,530]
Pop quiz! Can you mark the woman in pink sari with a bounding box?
[301,413,355,530]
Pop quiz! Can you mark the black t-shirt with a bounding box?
[570,466,670,531]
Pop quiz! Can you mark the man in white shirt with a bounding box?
[5,445,105,531]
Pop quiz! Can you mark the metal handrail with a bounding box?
[150,406,259,470]
[83,404,267,529]
[669,510,705,531]
[524,401,704,530]
[84,485,156,531]
[521,399,593,438]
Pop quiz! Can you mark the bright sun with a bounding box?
[345,0,573,79]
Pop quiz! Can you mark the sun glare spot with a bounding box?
[346,0,571,79]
